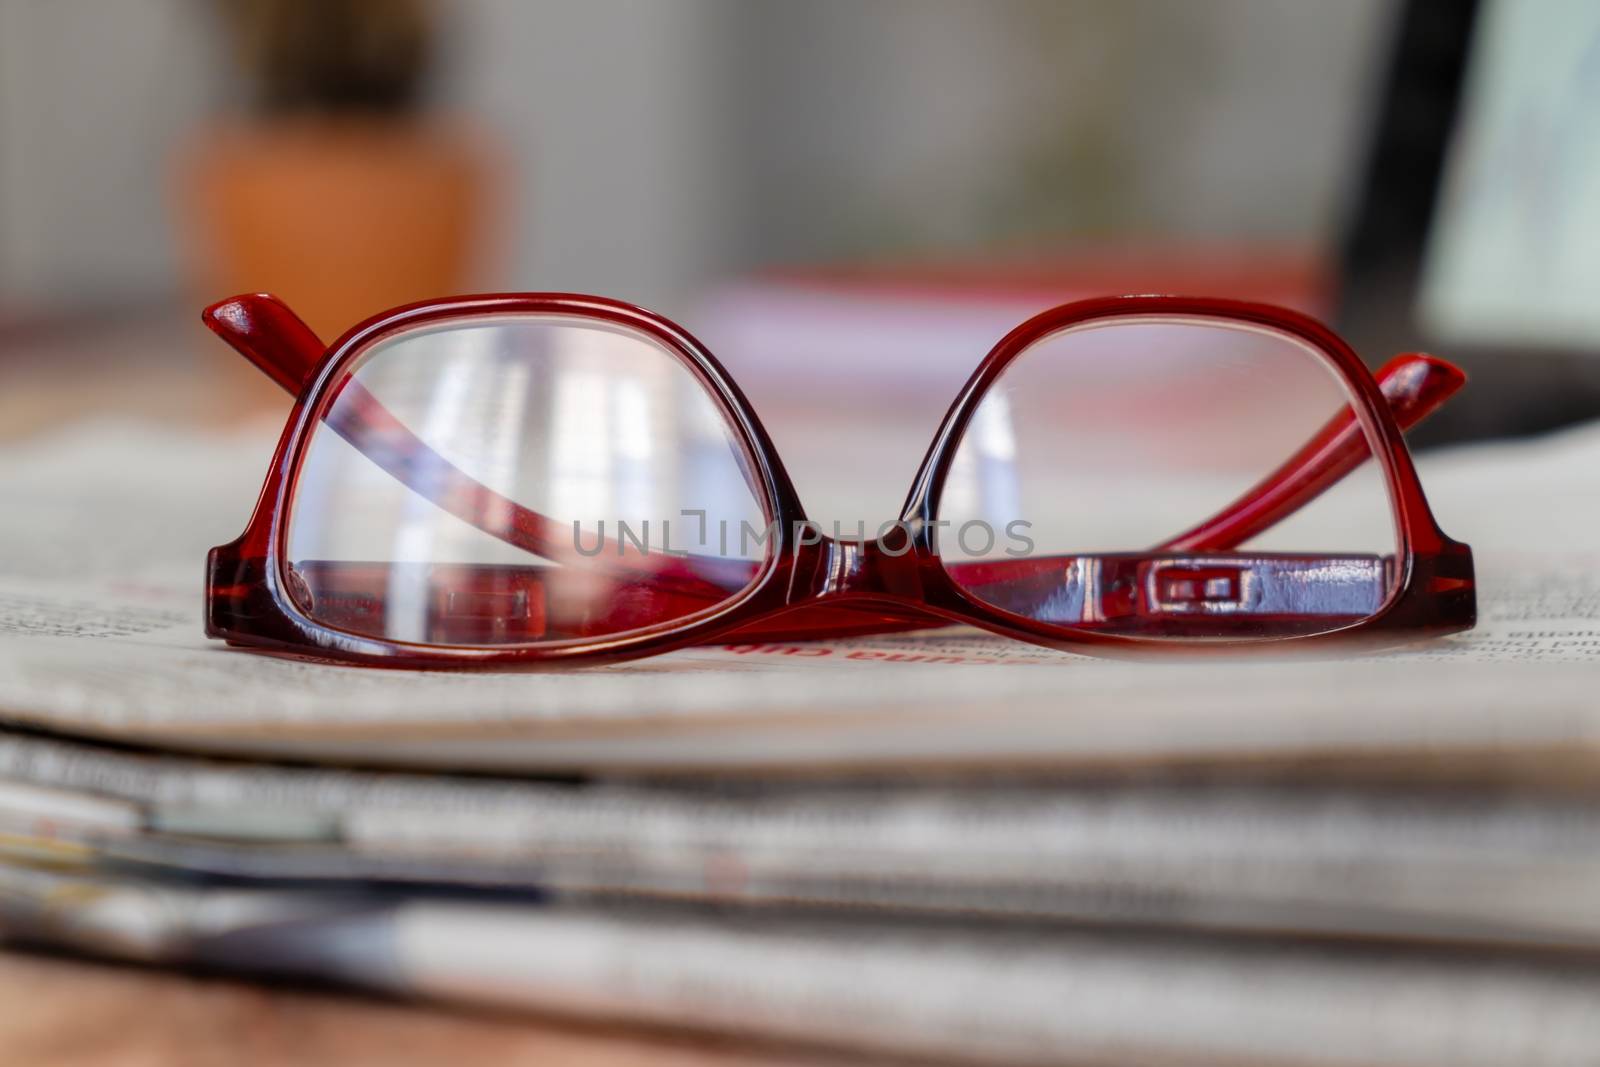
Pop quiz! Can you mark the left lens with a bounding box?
[936,315,1401,640]
[285,314,771,647]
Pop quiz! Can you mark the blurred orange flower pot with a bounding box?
[179,119,498,344]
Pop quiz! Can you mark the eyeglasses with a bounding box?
[203,292,1475,668]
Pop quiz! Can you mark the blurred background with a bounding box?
[0,0,1596,464]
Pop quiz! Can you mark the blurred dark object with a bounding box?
[1338,0,1600,446]
[178,0,500,364]
[217,0,434,116]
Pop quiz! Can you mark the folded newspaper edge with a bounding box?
[6,728,1600,947]
[4,862,1600,1067]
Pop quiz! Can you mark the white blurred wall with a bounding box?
[0,0,1396,319]
[0,0,221,310]
[727,0,1396,261]
[441,0,742,313]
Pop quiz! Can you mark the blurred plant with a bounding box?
[212,0,437,116]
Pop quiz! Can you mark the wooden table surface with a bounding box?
[0,950,840,1067]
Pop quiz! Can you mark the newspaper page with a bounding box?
[0,419,1597,773]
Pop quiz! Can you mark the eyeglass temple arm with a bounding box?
[205,294,1462,584]
[1155,353,1464,553]
[203,294,328,395]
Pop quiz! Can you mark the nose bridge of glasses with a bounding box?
[792,528,926,605]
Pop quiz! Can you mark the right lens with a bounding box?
[937,315,1401,640]
[284,315,771,647]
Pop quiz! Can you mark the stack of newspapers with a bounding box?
[3,420,1600,1065]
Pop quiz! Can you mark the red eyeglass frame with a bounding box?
[204,291,1475,668]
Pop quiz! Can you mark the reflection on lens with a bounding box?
[938,316,1400,639]
[286,315,769,647]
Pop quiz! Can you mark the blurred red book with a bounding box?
[697,244,1329,400]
